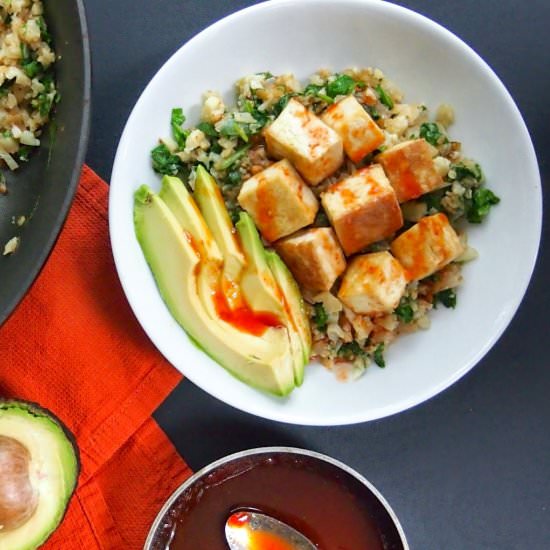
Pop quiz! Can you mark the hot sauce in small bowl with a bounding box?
[146,448,408,550]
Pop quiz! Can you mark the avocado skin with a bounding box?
[0,399,80,550]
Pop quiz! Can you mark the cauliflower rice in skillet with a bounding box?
[0,0,57,255]
[150,67,500,381]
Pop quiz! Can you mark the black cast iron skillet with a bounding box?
[0,0,91,326]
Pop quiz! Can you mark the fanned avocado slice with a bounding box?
[193,165,245,286]
[134,185,295,396]
[236,212,305,385]
[0,400,79,550]
[266,250,312,386]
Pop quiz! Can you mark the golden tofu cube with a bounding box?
[264,98,344,185]
[391,213,464,281]
[275,227,346,292]
[338,252,408,315]
[377,139,444,203]
[321,95,385,163]
[321,164,403,256]
[237,159,319,242]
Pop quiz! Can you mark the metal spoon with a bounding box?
[225,510,316,550]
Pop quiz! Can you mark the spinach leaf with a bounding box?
[151,143,183,176]
[196,121,218,137]
[272,93,295,116]
[373,343,386,368]
[450,162,484,183]
[434,288,457,309]
[395,296,414,323]
[326,74,357,98]
[375,84,394,110]
[312,303,328,332]
[466,187,500,223]
[303,84,333,104]
[419,122,446,146]
[170,108,189,149]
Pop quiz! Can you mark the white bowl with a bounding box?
[109,0,541,425]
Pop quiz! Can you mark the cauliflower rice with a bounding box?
[0,0,57,173]
[151,67,500,381]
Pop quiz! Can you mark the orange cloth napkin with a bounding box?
[0,165,192,548]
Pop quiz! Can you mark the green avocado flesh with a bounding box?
[265,250,312,386]
[194,165,245,285]
[237,213,308,386]
[134,183,295,396]
[0,400,79,550]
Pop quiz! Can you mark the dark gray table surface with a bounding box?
[85,1,549,548]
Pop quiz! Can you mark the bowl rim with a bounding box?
[144,446,409,550]
[110,0,542,425]
[0,0,92,326]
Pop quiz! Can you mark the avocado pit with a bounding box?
[0,435,38,532]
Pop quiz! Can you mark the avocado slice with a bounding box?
[194,165,245,289]
[266,250,313,385]
[0,400,79,550]
[159,175,223,264]
[236,212,305,385]
[134,185,295,396]
[235,211,285,316]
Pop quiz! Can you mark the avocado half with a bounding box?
[0,400,79,550]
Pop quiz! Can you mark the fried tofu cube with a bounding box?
[390,213,464,281]
[264,98,344,185]
[321,95,385,163]
[321,164,403,256]
[237,159,319,242]
[275,227,346,292]
[377,139,444,203]
[337,252,408,315]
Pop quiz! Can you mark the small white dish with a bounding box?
[109,0,541,425]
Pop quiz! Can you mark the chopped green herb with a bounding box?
[170,108,189,149]
[395,296,414,323]
[326,74,357,98]
[196,121,217,137]
[219,143,251,170]
[373,343,386,368]
[312,303,328,332]
[419,122,446,146]
[151,143,183,176]
[449,162,484,183]
[434,288,457,309]
[466,187,500,223]
[375,84,394,110]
